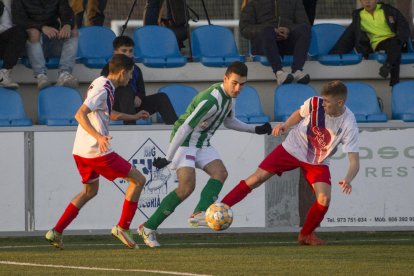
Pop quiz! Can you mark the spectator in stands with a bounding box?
[239,0,311,85]
[0,0,26,89]
[101,36,178,125]
[395,0,414,39]
[144,0,163,25]
[331,0,409,86]
[69,0,107,27]
[303,0,318,25]
[144,0,188,49]
[12,0,79,90]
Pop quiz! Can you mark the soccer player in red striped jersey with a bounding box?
[45,54,150,249]
[221,80,360,245]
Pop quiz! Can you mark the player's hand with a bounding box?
[272,123,287,136]
[255,122,272,135]
[153,157,170,169]
[97,135,112,153]
[135,110,150,120]
[339,179,352,194]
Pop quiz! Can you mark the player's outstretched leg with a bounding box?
[45,229,64,249]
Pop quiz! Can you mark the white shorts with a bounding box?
[169,146,221,170]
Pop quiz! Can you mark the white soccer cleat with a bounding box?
[138,224,160,248]
[45,229,64,249]
[111,225,138,249]
[188,211,208,228]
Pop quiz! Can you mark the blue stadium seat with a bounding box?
[391,81,414,121]
[252,54,293,67]
[110,118,152,125]
[344,82,387,122]
[235,85,269,123]
[274,84,318,121]
[309,23,362,65]
[191,25,245,67]
[38,86,83,126]
[133,26,187,68]
[0,88,33,126]
[369,40,414,64]
[77,26,116,68]
[157,84,197,121]
[249,41,293,67]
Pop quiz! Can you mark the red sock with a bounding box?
[300,201,328,235]
[221,180,252,207]
[118,199,138,230]
[54,202,79,234]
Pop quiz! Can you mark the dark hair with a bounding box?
[225,61,248,77]
[113,36,135,50]
[108,54,134,74]
[321,80,347,99]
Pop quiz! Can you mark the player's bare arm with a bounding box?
[339,152,360,194]
[110,110,150,121]
[75,104,112,153]
[272,109,303,136]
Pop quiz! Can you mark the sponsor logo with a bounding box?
[112,138,176,218]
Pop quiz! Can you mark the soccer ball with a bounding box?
[205,202,233,231]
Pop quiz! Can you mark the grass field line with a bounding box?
[0,260,211,276]
[0,237,413,250]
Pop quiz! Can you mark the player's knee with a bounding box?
[212,169,228,183]
[316,193,331,206]
[128,167,146,186]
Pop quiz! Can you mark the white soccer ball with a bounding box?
[205,202,233,231]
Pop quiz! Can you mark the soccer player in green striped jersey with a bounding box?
[138,61,272,247]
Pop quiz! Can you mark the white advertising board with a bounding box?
[322,128,414,227]
[34,129,265,231]
[0,132,25,231]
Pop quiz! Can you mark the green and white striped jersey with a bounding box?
[170,83,233,148]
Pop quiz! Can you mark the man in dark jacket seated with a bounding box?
[330,0,410,86]
[239,0,311,85]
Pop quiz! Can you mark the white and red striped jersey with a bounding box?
[72,76,115,158]
[282,96,359,165]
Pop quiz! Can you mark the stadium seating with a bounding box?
[0,88,33,126]
[344,82,387,122]
[157,84,197,122]
[235,85,269,123]
[77,26,116,68]
[133,26,187,68]
[391,81,414,121]
[369,40,414,64]
[309,23,362,65]
[191,25,245,67]
[274,84,318,121]
[110,118,152,125]
[38,86,82,126]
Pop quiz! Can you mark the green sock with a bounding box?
[193,178,223,213]
[144,191,182,230]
